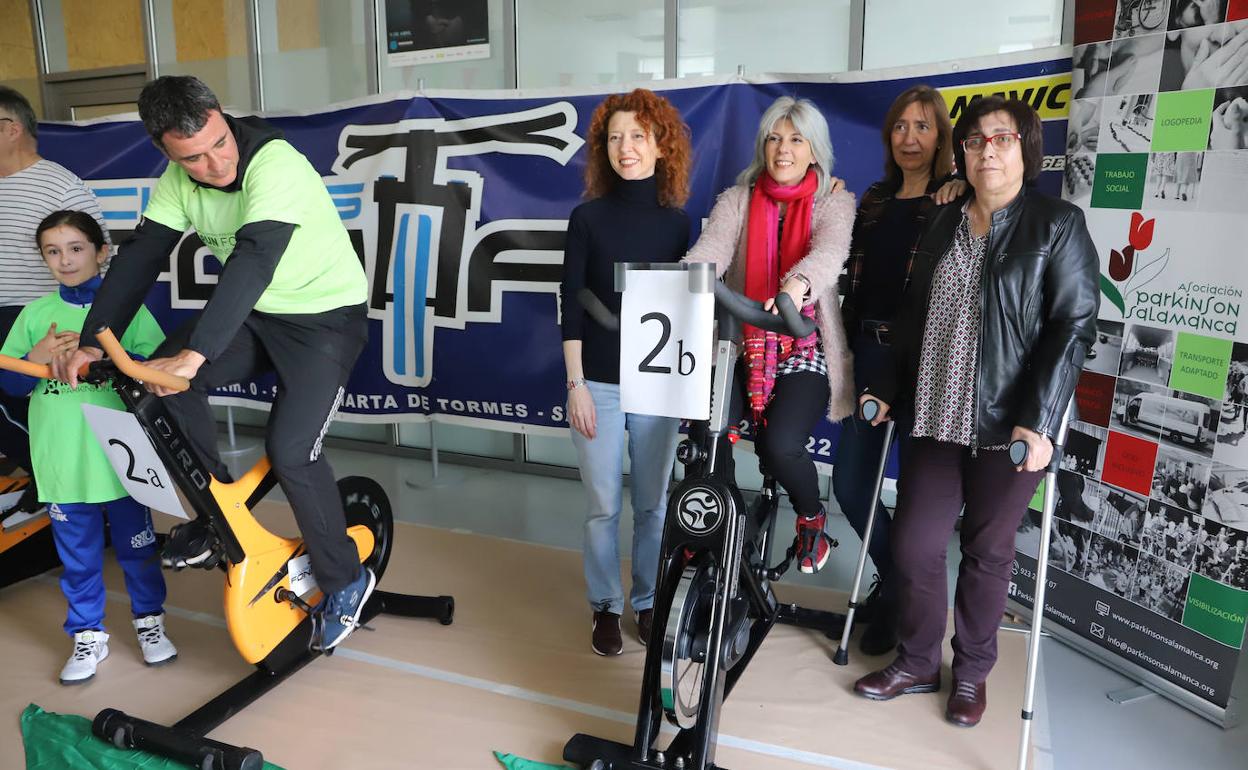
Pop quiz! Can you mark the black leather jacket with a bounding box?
[867,187,1100,447]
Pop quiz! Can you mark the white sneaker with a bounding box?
[59,630,109,685]
[134,614,178,666]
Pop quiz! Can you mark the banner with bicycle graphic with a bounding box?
[1008,0,1248,726]
[40,55,1069,467]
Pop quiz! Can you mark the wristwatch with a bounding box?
[566,377,587,391]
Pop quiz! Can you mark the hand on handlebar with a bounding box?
[1010,425,1052,473]
[858,393,890,426]
[764,277,808,315]
[52,345,102,388]
[141,350,206,397]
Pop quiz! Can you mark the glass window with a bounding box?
[517,0,665,88]
[380,0,507,91]
[0,0,42,117]
[150,0,253,111]
[863,0,1064,71]
[257,0,370,111]
[40,0,146,74]
[677,0,851,78]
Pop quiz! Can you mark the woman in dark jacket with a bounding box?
[851,96,1099,727]
[833,84,960,655]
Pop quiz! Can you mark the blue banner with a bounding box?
[40,56,1071,467]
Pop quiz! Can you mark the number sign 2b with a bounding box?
[81,404,190,519]
[620,268,714,419]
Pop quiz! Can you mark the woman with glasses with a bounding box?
[850,96,1099,727]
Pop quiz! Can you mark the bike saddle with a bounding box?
[162,519,222,570]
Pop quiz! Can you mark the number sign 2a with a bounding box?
[81,404,190,519]
[620,269,713,419]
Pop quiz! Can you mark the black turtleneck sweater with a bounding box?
[559,176,690,384]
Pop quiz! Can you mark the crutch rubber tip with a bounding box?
[832,647,849,666]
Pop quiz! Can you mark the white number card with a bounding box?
[619,265,714,419]
[81,404,190,519]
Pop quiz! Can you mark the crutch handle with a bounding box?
[860,398,881,422]
[1009,439,1028,467]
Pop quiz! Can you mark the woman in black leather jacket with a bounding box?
[850,96,1099,728]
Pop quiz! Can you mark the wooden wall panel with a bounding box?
[277,0,321,52]
[62,0,146,70]
[0,0,38,80]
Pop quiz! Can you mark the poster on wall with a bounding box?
[384,0,490,67]
[1011,0,1248,726]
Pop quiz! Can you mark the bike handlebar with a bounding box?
[94,327,190,392]
[712,282,817,339]
[577,282,817,340]
[0,328,190,393]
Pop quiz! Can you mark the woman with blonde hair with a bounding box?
[685,95,856,574]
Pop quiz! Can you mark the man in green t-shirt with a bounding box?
[55,76,372,651]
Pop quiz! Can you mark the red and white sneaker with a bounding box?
[794,508,833,574]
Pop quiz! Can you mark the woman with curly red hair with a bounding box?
[559,88,692,656]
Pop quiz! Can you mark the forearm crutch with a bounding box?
[833,398,895,666]
[1013,396,1075,770]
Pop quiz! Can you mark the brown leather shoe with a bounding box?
[853,662,940,701]
[635,609,653,647]
[591,610,623,656]
[945,680,987,727]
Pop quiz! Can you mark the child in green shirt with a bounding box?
[0,210,177,684]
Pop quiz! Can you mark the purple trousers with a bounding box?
[891,438,1043,683]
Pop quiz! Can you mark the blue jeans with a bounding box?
[832,333,904,588]
[570,380,680,615]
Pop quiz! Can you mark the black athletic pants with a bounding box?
[704,364,830,517]
[156,304,368,593]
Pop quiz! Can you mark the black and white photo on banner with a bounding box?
[1085,319,1125,377]
[1161,18,1248,93]
[1203,462,1248,528]
[1151,444,1213,512]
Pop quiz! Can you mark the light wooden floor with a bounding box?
[1,503,1034,770]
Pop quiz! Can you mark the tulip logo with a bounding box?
[1102,211,1168,315]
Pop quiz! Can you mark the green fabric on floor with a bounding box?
[493,750,577,769]
[20,704,285,769]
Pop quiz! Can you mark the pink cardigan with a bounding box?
[685,183,857,421]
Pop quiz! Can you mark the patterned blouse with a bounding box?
[911,212,999,448]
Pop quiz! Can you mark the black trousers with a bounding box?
[156,304,368,593]
[0,306,32,474]
[706,365,830,516]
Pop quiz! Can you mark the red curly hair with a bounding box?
[583,88,692,208]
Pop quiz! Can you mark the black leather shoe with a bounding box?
[946,680,987,727]
[854,662,940,701]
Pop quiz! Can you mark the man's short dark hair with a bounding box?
[0,86,38,140]
[137,75,222,147]
[952,95,1046,183]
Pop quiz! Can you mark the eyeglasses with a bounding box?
[962,132,1021,153]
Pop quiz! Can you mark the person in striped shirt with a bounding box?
[0,86,108,512]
